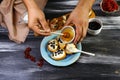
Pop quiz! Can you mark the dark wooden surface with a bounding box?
[0,29,120,80]
[0,0,120,80]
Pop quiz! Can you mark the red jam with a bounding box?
[101,0,119,12]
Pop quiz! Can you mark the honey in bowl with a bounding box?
[60,26,75,43]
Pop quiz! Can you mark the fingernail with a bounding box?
[80,38,83,42]
[45,29,50,32]
[46,29,50,32]
[73,40,77,44]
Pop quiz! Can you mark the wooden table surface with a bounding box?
[0,0,120,80]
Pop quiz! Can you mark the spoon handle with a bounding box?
[77,50,95,56]
[40,30,64,35]
[51,32,64,35]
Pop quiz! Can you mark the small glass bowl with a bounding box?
[60,26,75,44]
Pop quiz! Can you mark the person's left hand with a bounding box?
[65,6,89,44]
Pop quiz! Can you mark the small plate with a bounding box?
[40,34,81,67]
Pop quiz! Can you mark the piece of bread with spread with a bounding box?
[47,39,58,52]
[51,49,66,60]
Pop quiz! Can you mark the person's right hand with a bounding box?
[27,7,51,36]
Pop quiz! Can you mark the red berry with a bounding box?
[37,62,44,67]
[39,59,44,62]
[24,51,30,55]
[26,47,32,51]
[30,56,36,62]
[24,54,31,59]
[102,0,119,12]
[37,58,44,67]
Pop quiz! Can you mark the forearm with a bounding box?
[22,0,39,11]
[77,0,95,11]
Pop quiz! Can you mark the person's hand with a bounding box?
[65,6,89,44]
[27,7,51,36]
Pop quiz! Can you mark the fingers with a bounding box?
[73,22,88,44]
[73,24,82,44]
[30,25,50,36]
[65,17,87,44]
[39,17,50,32]
[28,18,51,36]
[64,17,72,26]
[80,22,88,42]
